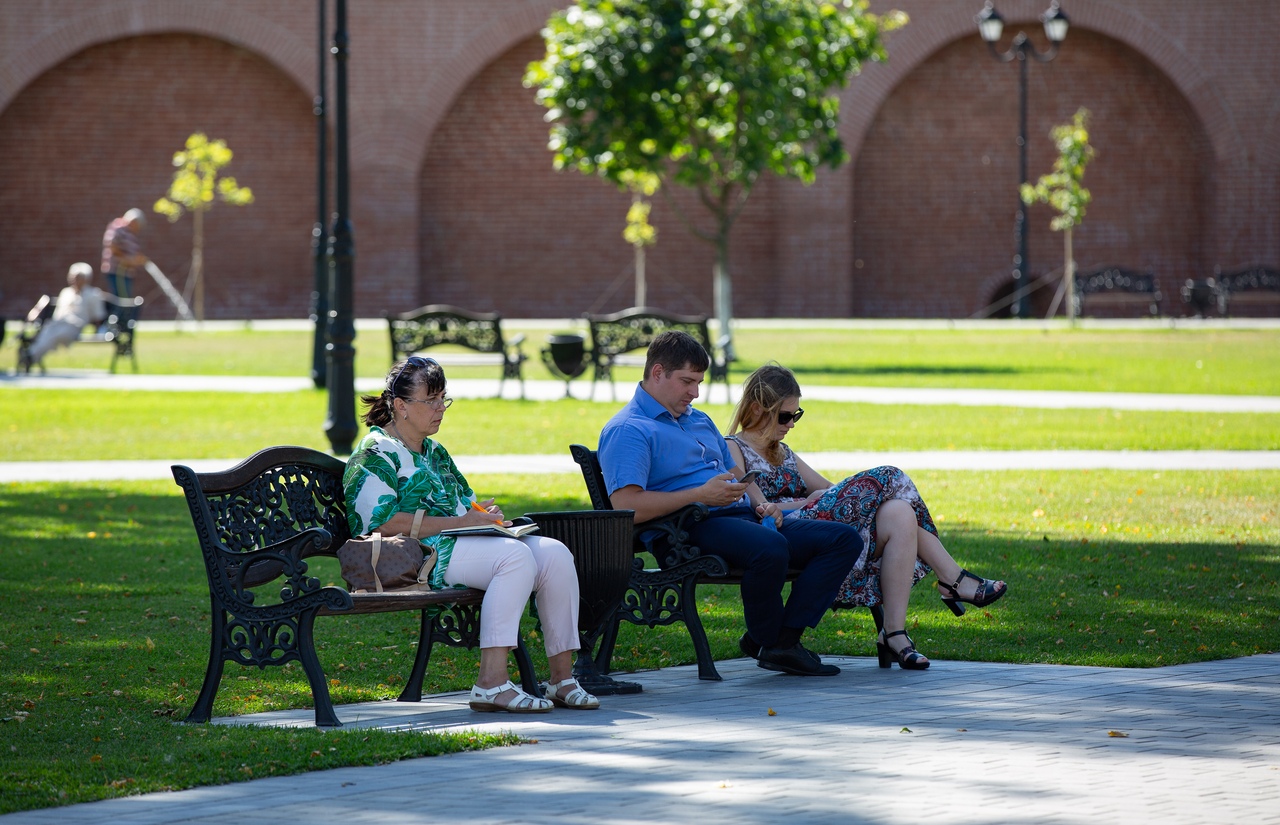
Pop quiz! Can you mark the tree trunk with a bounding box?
[634,244,646,308]
[193,208,205,323]
[1064,226,1075,326]
[713,231,733,361]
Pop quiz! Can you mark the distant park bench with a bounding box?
[387,304,526,398]
[15,294,143,373]
[1214,265,1279,317]
[1073,266,1162,318]
[585,307,731,401]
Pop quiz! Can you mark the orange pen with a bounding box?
[470,500,503,523]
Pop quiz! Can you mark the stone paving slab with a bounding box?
[4,653,1278,825]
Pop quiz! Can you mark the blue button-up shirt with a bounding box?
[599,383,739,498]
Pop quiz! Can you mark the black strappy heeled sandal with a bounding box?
[939,568,1007,617]
[877,629,930,670]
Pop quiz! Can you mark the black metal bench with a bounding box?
[171,445,539,727]
[1214,265,1279,317]
[387,304,526,398]
[569,444,882,682]
[584,307,731,401]
[1073,266,1162,318]
[15,294,142,373]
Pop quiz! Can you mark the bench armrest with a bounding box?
[102,293,144,307]
[635,502,711,569]
[217,527,346,612]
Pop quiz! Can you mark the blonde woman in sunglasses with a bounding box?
[726,364,1007,671]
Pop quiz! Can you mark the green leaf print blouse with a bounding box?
[343,426,474,590]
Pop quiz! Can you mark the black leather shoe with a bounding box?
[757,643,840,676]
[739,633,761,660]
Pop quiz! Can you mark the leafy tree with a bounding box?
[525,0,905,350]
[154,133,254,322]
[1021,108,1094,322]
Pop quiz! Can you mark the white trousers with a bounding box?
[27,319,83,361]
[443,535,580,657]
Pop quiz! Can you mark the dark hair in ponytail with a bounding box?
[360,357,446,427]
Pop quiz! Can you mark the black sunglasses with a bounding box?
[388,355,440,393]
[778,408,805,426]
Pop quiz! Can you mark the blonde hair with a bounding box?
[727,363,801,463]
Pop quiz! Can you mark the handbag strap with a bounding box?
[410,509,425,540]
[370,533,384,594]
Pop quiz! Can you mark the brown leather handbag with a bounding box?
[337,510,436,593]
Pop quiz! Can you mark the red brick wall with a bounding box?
[0,34,316,320]
[0,1,1276,321]
[418,36,778,320]
[852,29,1211,317]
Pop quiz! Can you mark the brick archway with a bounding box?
[838,1,1239,173]
[0,0,312,114]
[0,33,316,320]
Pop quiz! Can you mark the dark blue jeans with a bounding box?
[687,507,861,649]
[104,271,132,300]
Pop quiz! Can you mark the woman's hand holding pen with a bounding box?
[464,498,509,527]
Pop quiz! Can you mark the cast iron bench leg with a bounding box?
[297,610,342,727]
[185,608,229,724]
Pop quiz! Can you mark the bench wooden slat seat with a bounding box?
[172,445,538,727]
[15,293,142,373]
[584,306,731,401]
[569,444,883,682]
[387,304,526,398]
[1072,266,1162,318]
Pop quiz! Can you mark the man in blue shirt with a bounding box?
[599,331,861,676]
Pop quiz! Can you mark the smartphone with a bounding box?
[738,470,760,485]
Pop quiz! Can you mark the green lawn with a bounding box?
[2,469,1275,812]
[2,392,1278,461]
[1,323,1278,813]
[5,323,1279,394]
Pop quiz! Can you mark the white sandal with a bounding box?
[540,677,600,710]
[468,680,553,714]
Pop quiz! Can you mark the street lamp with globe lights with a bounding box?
[977,2,1069,319]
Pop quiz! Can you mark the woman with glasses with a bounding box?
[726,364,1006,670]
[343,356,599,713]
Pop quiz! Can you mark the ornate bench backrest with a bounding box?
[569,444,613,512]
[173,447,350,591]
[388,304,506,358]
[585,307,712,360]
[1216,265,1279,295]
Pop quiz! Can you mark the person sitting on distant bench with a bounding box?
[20,262,107,372]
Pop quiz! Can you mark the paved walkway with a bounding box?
[4,653,1278,825]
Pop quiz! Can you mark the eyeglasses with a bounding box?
[388,355,440,393]
[778,408,805,426]
[403,394,453,411]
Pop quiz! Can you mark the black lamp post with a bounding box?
[323,0,357,455]
[310,0,329,389]
[977,1,1069,319]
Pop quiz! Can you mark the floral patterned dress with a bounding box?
[343,426,476,590]
[727,435,936,608]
